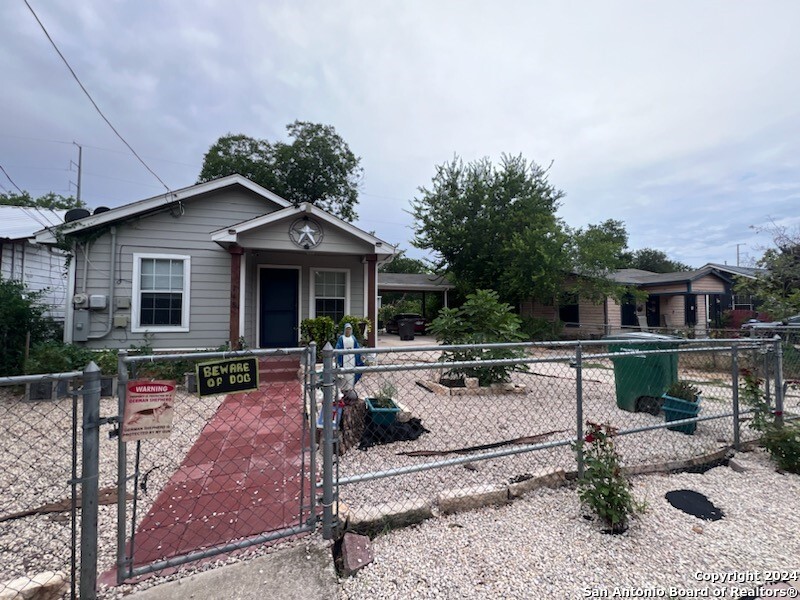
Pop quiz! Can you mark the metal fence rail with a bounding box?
[324,337,780,532]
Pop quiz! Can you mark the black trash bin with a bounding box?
[398,318,415,341]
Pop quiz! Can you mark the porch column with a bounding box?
[228,244,244,349]
[366,254,378,347]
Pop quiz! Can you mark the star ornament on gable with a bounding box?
[289,217,324,250]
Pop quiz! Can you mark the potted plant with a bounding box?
[365,380,400,426]
[662,380,702,434]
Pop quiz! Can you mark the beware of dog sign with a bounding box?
[195,357,259,397]
[121,380,176,442]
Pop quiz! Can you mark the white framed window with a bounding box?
[132,254,191,332]
[311,269,349,323]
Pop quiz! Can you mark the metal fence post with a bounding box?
[575,343,584,477]
[80,361,101,600]
[774,336,785,427]
[307,342,318,527]
[763,346,772,407]
[731,346,740,451]
[321,342,335,540]
[116,350,129,583]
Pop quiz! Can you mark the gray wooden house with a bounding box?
[35,175,395,349]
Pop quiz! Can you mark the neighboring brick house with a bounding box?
[521,266,733,338]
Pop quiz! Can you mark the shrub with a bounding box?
[0,276,61,376]
[740,368,800,474]
[300,316,337,348]
[520,315,563,341]
[428,289,527,385]
[574,422,645,533]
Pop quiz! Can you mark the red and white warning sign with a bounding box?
[121,380,176,442]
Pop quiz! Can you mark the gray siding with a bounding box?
[1,239,67,320]
[74,188,283,350]
[237,217,373,255]
[71,188,372,350]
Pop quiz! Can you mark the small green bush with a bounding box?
[428,289,527,386]
[300,316,337,348]
[664,380,701,402]
[0,276,61,376]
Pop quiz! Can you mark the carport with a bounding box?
[377,273,454,319]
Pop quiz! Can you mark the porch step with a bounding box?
[258,356,302,383]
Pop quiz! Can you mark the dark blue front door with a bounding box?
[260,268,299,348]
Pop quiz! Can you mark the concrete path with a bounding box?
[125,541,338,600]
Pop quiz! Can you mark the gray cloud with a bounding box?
[2,0,799,268]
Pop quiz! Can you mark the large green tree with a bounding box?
[620,248,692,273]
[379,249,430,274]
[0,191,84,210]
[198,121,363,221]
[411,154,630,305]
[737,225,800,319]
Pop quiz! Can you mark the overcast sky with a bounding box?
[3,1,799,268]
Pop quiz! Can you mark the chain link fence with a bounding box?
[113,347,317,582]
[0,370,84,599]
[328,337,781,529]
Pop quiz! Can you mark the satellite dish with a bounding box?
[65,208,91,223]
[93,206,110,215]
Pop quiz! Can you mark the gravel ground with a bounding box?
[337,349,771,515]
[340,448,800,599]
[0,383,225,593]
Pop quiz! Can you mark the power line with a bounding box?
[0,163,24,193]
[23,0,172,195]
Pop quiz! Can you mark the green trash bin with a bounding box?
[603,332,683,414]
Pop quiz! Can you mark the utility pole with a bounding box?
[735,243,746,267]
[70,142,82,203]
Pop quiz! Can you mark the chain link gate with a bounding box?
[113,346,320,582]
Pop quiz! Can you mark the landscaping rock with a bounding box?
[0,571,68,600]
[341,533,373,576]
[728,458,748,473]
[438,485,509,514]
[348,498,433,533]
[507,468,566,498]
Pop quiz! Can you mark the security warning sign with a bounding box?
[195,356,259,397]
[121,380,176,442]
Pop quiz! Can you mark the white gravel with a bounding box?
[0,384,225,594]
[337,349,772,513]
[340,448,800,599]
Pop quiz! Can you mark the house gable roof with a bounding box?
[701,262,762,280]
[610,266,733,287]
[210,202,395,257]
[34,175,291,244]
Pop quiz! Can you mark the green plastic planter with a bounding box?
[662,394,701,434]
[365,397,400,426]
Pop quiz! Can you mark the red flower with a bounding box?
[584,433,596,443]
[773,410,783,417]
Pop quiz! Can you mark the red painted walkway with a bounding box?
[129,359,310,571]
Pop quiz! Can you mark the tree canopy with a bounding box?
[620,248,692,273]
[198,121,363,221]
[411,154,630,305]
[379,249,430,274]
[0,191,84,210]
[737,225,800,319]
